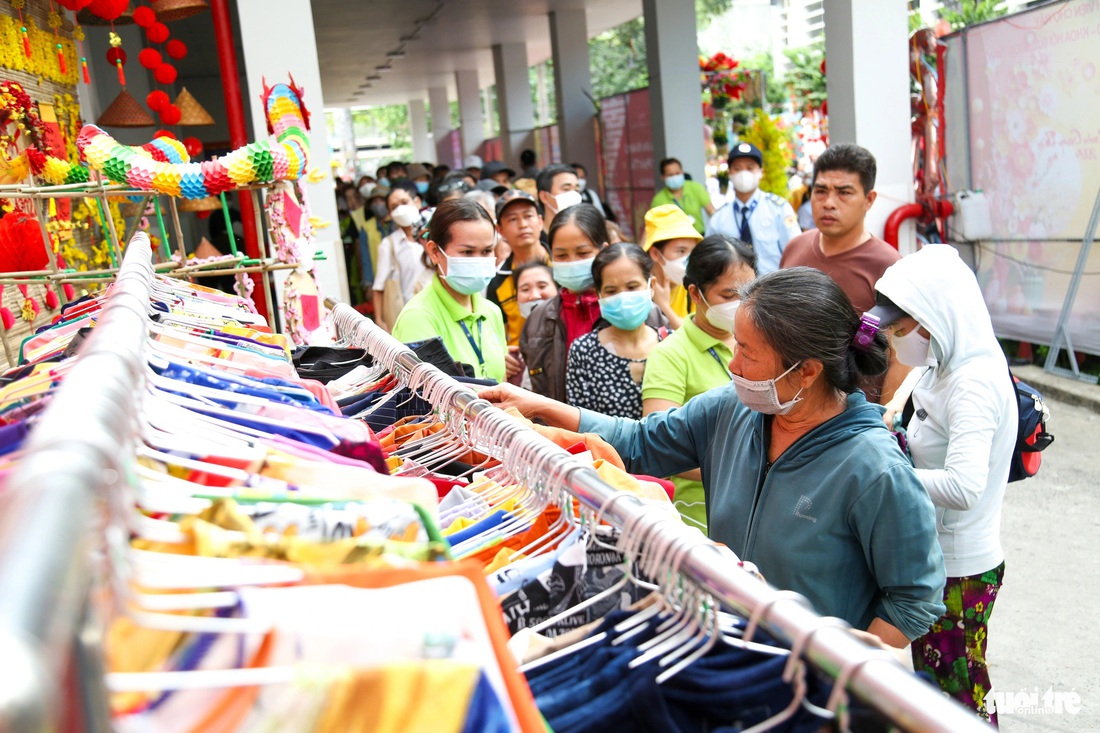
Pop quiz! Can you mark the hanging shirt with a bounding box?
[706,189,801,275]
[392,275,507,382]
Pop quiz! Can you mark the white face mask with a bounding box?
[891,327,932,367]
[732,169,762,194]
[518,298,546,318]
[702,295,740,333]
[576,179,587,192]
[554,190,583,212]
[661,255,689,287]
[358,183,374,198]
[731,361,803,415]
[391,203,419,228]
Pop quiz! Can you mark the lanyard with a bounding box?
[708,347,732,380]
[738,200,758,225]
[459,319,485,373]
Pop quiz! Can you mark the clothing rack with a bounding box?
[326,297,989,733]
[0,232,155,732]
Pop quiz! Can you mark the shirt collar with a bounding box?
[429,274,483,323]
[735,189,762,212]
[683,314,726,353]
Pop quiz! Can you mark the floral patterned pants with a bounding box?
[911,562,1006,727]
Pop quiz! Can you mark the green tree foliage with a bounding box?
[739,109,793,196]
[740,52,790,112]
[940,0,1007,30]
[351,105,411,162]
[783,42,826,113]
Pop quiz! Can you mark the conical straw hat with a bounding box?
[97,89,155,128]
[175,88,215,126]
[151,0,208,22]
[179,196,221,212]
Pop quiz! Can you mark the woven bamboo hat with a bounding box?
[151,0,208,22]
[97,90,155,128]
[174,88,214,126]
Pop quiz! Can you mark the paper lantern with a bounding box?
[146,89,170,112]
[182,136,203,157]
[154,129,177,139]
[58,0,94,10]
[153,63,177,85]
[138,48,162,69]
[165,39,187,59]
[146,21,169,43]
[87,0,130,21]
[132,5,156,27]
[106,47,126,65]
[0,213,49,273]
[159,104,181,125]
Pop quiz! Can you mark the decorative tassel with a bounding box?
[57,44,67,75]
[0,307,14,330]
[44,288,59,310]
[116,58,126,86]
[21,26,30,58]
[81,57,90,84]
[62,283,75,301]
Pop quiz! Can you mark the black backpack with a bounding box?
[900,368,1053,482]
[1008,372,1054,482]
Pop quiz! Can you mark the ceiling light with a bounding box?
[400,32,419,42]
[387,49,406,59]
[375,64,392,73]
[367,73,382,81]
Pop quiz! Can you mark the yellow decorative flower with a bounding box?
[20,298,35,322]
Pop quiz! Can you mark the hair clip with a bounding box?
[851,313,880,352]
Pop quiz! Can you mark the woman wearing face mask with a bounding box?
[482,267,947,648]
[643,204,703,330]
[868,245,1016,725]
[391,198,511,382]
[371,181,430,332]
[520,204,668,402]
[565,243,662,420]
[641,236,757,531]
[508,261,558,389]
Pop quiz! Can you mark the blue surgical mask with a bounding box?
[415,180,430,195]
[665,174,685,191]
[378,177,390,188]
[599,289,652,331]
[441,254,497,296]
[551,256,596,292]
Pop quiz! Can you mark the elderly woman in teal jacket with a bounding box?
[481,267,946,646]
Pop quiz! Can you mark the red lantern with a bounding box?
[138,48,162,69]
[165,39,187,60]
[106,46,126,66]
[132,5,156,27]
[154,129,177,139]
[159,105,181,125]
[87,0,130,21]
[146,89,170,112]
[153,62,177,85]
[146,21,169,44]
[182,136,203,157]
[57,0,94,9]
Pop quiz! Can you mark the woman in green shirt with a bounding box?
[641,235,757,531]
[392,198,513,382]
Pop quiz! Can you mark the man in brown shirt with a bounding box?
[781,144,903,400]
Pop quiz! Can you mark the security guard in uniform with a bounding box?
[705,142,801,275]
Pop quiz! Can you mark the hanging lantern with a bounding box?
[146,89,170,112]
[174,87,214,126]
[165,38,186,59]
[146,20,168,43]
[159,104,181,125]
[153,62,176,85]
[132,4,155,26]
[86,0,130,21]
[150,0,206,22]
[57,0,94,10]
[153,128,176,139]
[97,89,155,127]
[106,32,127,86]
[138,47,161,69]
[181,136,203,157]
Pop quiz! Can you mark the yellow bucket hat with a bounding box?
[643,204,703,251]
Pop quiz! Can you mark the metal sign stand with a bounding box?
[1043,187,1100,384]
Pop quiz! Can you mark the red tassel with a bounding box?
[57,45,67,75]
[62,283,75,300]
[116,59,126,87]
[81,58,90,84]
[45,288,59,310]
[0,308,14,330]
[21,27,31,58]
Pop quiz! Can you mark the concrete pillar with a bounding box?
[428,85,453,167]
[549,9,598,171]
[492,42,536,167]
[408,98,433,164]
[823,0,916,251]
[236,0,348,303]
[455,69,483,159]
[642,0,707,186]
[335,107,357,177]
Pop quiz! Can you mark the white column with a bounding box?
[549,9,598,170]
[334,107,356,177]
[455,69,483,159]
[428,85,453,167]
[824,0,916,251]
[492,42,536,167]
[236,0,347,303]
[642,0,707,185]
[408,98,432,164]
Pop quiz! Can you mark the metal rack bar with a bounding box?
[0,233,154,733]
[326,298,989,733]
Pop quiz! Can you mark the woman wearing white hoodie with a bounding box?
[866,244,1016,726]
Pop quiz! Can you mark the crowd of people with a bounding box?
[334,141,1015,726]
